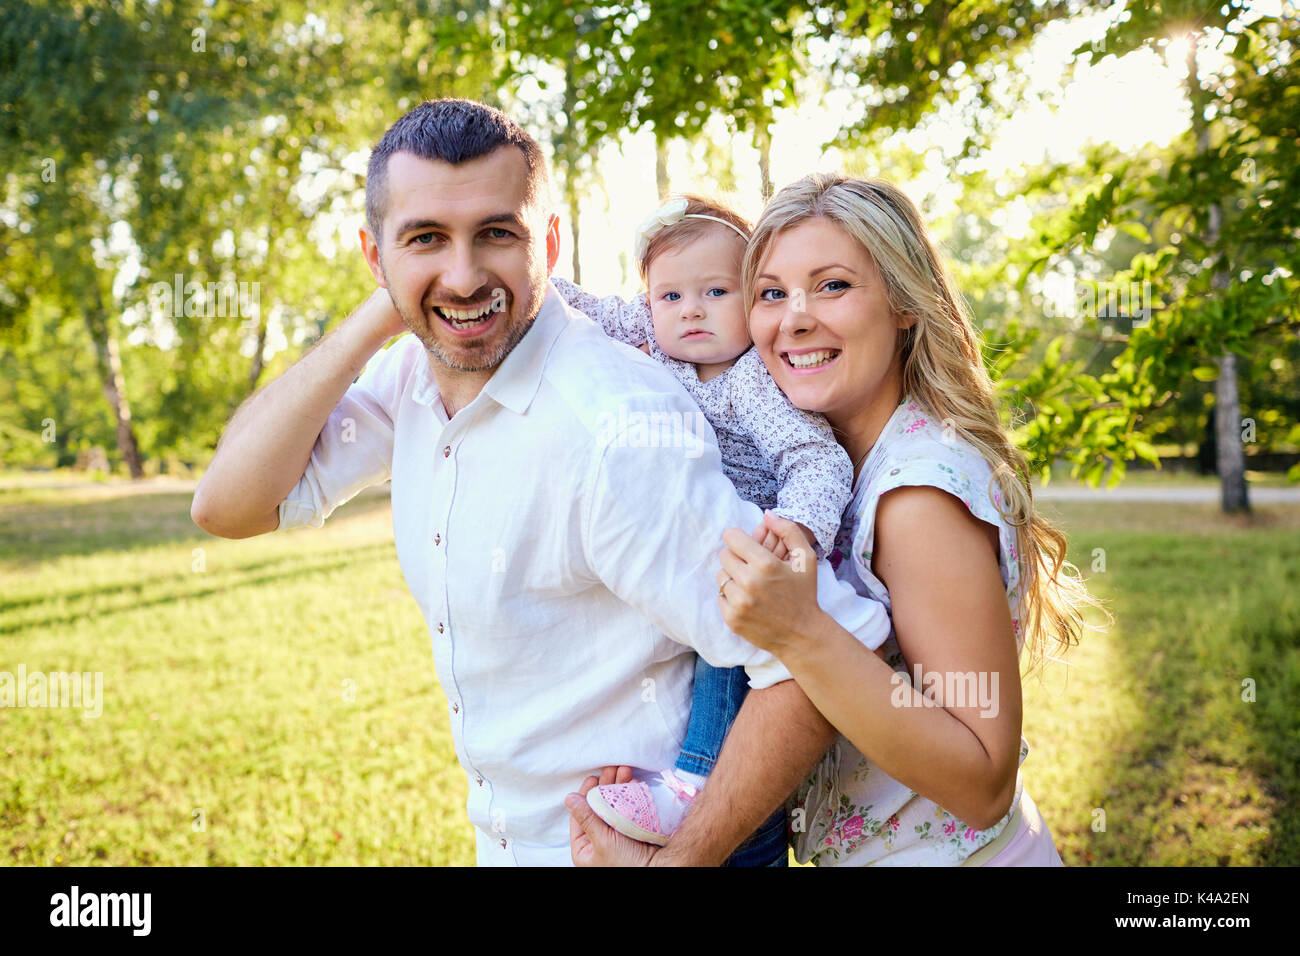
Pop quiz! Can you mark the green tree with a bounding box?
[1015,1,1299,506]
[1,1,507,471]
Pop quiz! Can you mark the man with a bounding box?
[191,98,885,865]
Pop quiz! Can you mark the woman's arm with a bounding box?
[718,487,1023,829]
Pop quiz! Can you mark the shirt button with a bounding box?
[451,702,459,713]
[437,622,444,633]
[499,839,507,849]
[476,775,483,786]
[434,532,441,546]
[443,444,451,458]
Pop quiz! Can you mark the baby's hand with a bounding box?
[791,521,816,556]
[752,514,815,564]
[753,515,789,561]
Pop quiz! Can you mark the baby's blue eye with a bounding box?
[759,288,786,301]
[663,291,681,302]
[706,287,728,298]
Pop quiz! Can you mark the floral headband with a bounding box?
[633,197,748,260]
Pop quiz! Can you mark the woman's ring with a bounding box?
[718,575,732,597]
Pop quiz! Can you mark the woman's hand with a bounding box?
[717,511,823,658]
[565,766,660,866]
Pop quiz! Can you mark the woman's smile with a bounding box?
[781,347,842,374]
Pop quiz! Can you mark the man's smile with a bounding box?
[431,300,499,334]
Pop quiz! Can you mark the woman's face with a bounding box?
[748,217,911,423]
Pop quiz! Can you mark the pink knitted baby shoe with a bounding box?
[585,770,700,846]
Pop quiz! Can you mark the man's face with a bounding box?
[363,146,559,373]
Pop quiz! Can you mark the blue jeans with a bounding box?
[675,657,789,867]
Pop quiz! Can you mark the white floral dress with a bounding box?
[790,396,1033,866]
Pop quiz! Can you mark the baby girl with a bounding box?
[551,195,886,856]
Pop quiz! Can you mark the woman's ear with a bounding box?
[895,312,917,358]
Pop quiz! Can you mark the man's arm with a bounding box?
[655,679,836,866]
[191,289,406,538]
[579,388,891,864]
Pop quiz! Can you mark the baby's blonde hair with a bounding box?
[743,173,1107,673]
[637,194,752,286]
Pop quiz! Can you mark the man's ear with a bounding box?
[360,225,388,289]
[545,213,560,275]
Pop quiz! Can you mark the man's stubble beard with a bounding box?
[390,269,547,374]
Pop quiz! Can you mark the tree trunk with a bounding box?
[655,134,670,200]
[568,184,582,283]
[247,198,278,396]
[756,124,774,202]
[247,309,269,394]
[84,307,144,479]
[1214,352,1249,511]
[562,47,582,282]
[1188,33,1249,513]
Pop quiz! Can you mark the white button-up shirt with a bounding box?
[277,285,890,865]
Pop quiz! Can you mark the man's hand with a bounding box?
[190,286,407,539]
[565,766,661,866]
[363,286,410,342]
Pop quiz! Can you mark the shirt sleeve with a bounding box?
[582,388,891,688]
[275,335,413,531]
[550,276,653,349]
[727,350,854,559]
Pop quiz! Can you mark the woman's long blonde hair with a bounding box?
[743,173,1106,673]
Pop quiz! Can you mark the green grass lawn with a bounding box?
[1024,498,1300,865]
[1,474,1297,865]
[1,479,472,865]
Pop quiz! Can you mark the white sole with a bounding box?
[585,788,670,846]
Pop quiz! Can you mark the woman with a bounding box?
[568,174,1103,865]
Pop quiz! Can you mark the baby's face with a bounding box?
[646,228,752,367]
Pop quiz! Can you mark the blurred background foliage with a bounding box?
[1,0,1296,511]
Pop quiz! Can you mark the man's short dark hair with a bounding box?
[365,98,551,240]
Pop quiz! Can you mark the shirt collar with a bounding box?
[410,284,570,415]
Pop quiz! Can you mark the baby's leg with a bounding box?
[585,519,794,863]
[677,659,789,867]
[676,658,749,780]
[585,657,788,863]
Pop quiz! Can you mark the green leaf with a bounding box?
[1132,440,1161,467]
[1118,221,1151,243]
